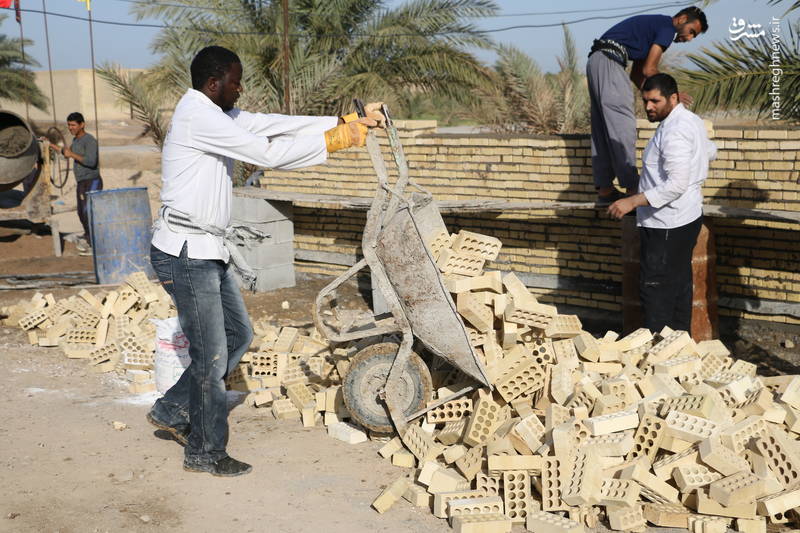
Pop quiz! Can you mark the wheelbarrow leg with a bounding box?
[384,327,415,436]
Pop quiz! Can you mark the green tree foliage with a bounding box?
[101,0,498,146]
[0,14,48,111]
[472,25,590,134]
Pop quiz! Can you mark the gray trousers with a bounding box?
[586,51,639,191]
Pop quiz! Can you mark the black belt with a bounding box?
[590,39,628,68]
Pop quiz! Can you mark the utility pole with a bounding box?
[282,0,291,114]
[43,0,57,125]
[88,6,100,142]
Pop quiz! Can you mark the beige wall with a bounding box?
[0,69,144,123]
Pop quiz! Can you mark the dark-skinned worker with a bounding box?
[608,73,717,333]
[48,112,103,254]
[146,45,385,477]
[588,6,708,206]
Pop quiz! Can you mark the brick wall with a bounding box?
[260,120,800,326]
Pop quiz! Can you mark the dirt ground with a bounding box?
[0,230,450,533]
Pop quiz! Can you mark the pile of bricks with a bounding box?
[364,230,800,533]
[2,272,175,393]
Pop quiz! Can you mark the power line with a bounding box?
[1,2,694,37]
[105,0,690,17]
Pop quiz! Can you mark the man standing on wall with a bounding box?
[608,73,716,332]
[50,112,103,254]
[588,7,708,206]
[146,45,383,477]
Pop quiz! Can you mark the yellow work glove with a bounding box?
[325,119,375,152]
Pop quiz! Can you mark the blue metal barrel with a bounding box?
[88,187,155,284]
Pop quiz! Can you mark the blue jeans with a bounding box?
[149,243,253,464]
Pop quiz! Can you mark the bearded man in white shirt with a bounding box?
[146,45,383,476]
[608,73,717,333]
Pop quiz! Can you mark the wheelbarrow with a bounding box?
[312,102,491,436]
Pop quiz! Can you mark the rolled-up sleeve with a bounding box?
[643,129,694,209]
[189,108,329,170]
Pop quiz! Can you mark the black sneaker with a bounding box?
[146,411,190,446]
[183,456,253,477]
[595,188,625,207]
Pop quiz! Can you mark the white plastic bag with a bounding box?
[152,316,191,394]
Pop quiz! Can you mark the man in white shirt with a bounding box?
[608,73,717,333]
[146,45,382,476]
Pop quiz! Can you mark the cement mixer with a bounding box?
[0,110,39,190]
[0,110,51,224]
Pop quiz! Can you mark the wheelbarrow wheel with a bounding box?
[342,342,432,435]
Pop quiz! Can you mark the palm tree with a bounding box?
[101,0,497,147]
[681,0,800,121]
[472,25,590,135]
[0,14,48,111]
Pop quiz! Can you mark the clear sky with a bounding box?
[0,0,794,75]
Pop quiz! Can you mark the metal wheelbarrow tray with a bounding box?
[313,105,490,436]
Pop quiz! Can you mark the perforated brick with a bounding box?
[447,495,504,520]
[607,504,646,531]
[451,513,512,533]
[503,299,556,330]
[402,424,444,463]
[646,330,692,364]
[599,478,641,508]
[621,459,678,504]
[438,248,486,277]
[464,391,506,447]
[627,413,666,462]
[286,382,315,410]
[672,464,722,492]
[756,487,800,517]
[573,332,600,362]
[720,415,769,455]
[495,359,546,402]
[544,315,582,339]
[372,476,409,513]
[450,230,502,261]
[699,434,751,476]
[437,418,468,446]
[502,470,532,524]
[584,409,638,436]
[749,432,800,489]
[525,510,583,533]
[562,450,602,506]
[709,470,767,506]
[272,398,301,420]
[664,410,720,443]
[18,310,48,331]
[642,502,691,528]
[509,414,546,455]
[457,292,494,333]
[581,430,634,457]
[433,490,486,518]
[426,397,473,424]
[427,230,454,260]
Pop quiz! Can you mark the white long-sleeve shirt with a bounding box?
[637,103,718,229]
[152,88,338,260]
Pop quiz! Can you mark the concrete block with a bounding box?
[231,194,293,223]
[372,476,410,513]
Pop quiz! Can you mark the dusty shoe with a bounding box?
[183,456,253,477]
[146,411,190,446]
[595,188,625,207]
